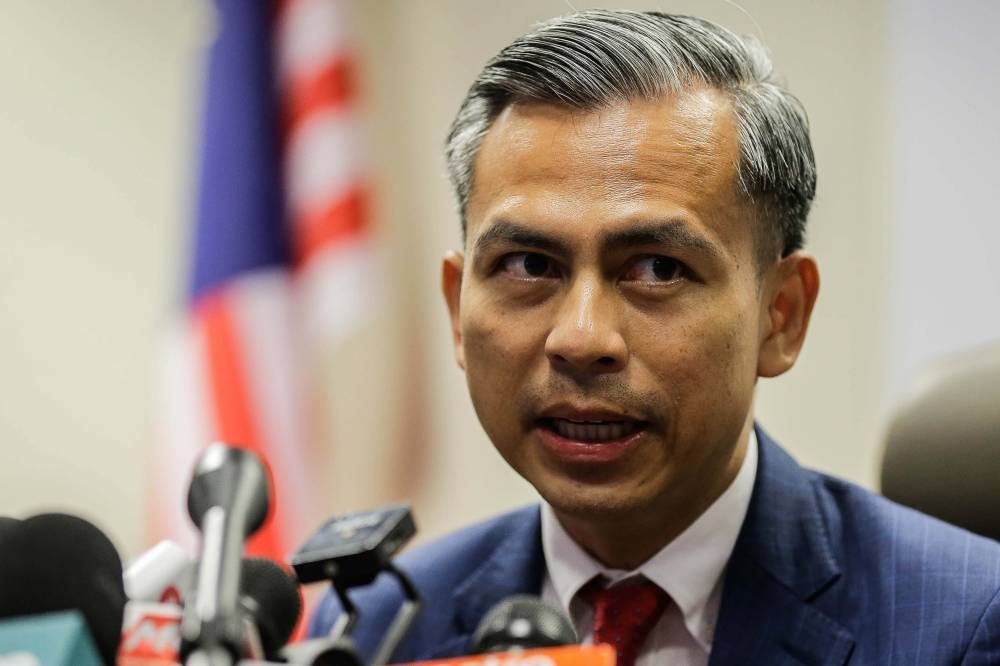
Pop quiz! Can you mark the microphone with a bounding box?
[119,541,192,665]
[119,556,299,666]
[238,557,302,660]
[396,596,613,666]
[182,442,270,663]
[290,504,416,587]
[0,513,127,665]
[470,596,578,653]
[285,505,418,666]
[0,515,19,540]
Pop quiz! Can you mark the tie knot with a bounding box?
[577,577,669,666]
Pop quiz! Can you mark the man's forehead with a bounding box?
[499,89,732,151]
[464,89,744,246]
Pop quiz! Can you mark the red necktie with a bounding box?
[578,577,669,666]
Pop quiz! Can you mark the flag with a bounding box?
[153,0,372,562]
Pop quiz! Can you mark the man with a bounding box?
[310,10,1000,664]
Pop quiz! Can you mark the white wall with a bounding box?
[1,0,941,559]
[885,0,1000,399]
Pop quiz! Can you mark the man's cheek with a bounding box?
[463,306,535,358]
[654,317,745,397]
[462,317,501,360]
[687,316,758,414]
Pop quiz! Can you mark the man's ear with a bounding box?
[757,251,820,378]
[441,250,466,370]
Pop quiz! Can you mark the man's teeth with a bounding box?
[552,419,636,442]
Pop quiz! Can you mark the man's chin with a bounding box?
[540,484,655,524]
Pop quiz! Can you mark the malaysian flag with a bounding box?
[153,0,372,561]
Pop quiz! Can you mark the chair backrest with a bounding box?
[881,342,1000,541]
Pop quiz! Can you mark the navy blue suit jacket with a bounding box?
[310,427,1000,664]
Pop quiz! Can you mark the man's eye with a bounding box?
[623,256,686,283]
[496,252,558,278]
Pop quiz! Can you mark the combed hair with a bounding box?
[445,9,816,261]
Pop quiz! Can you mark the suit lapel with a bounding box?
[709,427,854,665]
[428,506,546,659]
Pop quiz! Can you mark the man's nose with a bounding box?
[544,279,628,375]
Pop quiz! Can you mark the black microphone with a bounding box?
[239,557,302,659]
[470,595,578,654]
[0,516,19,540]
[182,442,270,663]
[120,555,300,663]
[0,513,127,665]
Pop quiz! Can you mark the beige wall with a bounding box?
[0,2,208,554]
[0,1,890,557]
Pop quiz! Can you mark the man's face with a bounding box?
[444,91,780,533]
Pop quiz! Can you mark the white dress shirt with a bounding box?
[540,431,758,666]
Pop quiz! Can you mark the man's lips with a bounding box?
[537,417,644,443]
[534,412,648,465]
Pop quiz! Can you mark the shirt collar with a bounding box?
[541,429,758,650]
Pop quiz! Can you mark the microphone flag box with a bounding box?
[0,610,102,666]
[396,644,616,666]
[118,601,182,666]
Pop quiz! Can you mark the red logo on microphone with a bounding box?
[118,603,182,666]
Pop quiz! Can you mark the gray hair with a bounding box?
[445,9,816,262]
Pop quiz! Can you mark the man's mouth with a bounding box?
[538,417,645,443]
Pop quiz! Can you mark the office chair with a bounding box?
[881,341,1000,541]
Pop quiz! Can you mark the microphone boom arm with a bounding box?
[369,561,421,666]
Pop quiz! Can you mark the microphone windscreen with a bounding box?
[239,557,302,657]
[186,443,269,537]
[0,516,19,541]
[0,513,126,665]
[471,595,577,654]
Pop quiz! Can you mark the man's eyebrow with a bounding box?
[602,219,723,259]
[472,220,570,257]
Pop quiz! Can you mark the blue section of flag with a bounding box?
[189,0,289,302]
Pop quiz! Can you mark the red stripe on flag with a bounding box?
[294,186,368,267]
[196,291,284,558]
[274,0,298,22]
[283,56,355,136]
